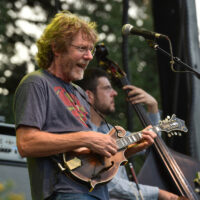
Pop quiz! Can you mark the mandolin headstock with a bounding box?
[158,114,188,137]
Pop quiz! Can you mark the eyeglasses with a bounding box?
[71,44,96,56]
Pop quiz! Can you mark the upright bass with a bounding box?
[95,43,200,200]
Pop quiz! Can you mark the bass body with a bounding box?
[138,142,200,199]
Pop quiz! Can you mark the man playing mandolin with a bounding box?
[78,68,180,200]
[14,11,157,200]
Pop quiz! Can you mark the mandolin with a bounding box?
[56,115,187,191]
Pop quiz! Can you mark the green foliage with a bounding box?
[0,181,24,200]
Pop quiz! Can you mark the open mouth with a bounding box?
[77,63,86,69]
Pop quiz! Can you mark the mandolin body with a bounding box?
[63,126,127,189]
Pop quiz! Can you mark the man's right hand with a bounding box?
[85,131,118,158]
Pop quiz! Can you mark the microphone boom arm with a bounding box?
[149,41,200,79]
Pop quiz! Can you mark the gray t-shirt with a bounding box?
[14,69,108,200]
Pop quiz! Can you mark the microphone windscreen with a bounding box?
[122,24,133,35]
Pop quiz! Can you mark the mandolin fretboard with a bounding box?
[116,132,143,150]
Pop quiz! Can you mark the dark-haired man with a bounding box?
[77,68,179,200]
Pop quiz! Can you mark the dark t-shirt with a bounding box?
[13,69,108,200]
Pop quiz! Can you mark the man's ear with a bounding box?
[85,90,94,104]
[51,43,59,56]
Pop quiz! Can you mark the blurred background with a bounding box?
[0,0,200,199]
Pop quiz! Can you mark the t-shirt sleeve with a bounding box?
[14,82,47,130]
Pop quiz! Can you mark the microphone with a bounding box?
[122,24,168,40]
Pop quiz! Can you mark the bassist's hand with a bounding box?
[158,189,181,200]
[123,85,158,113]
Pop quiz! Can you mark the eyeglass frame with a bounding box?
[70,44,96,56]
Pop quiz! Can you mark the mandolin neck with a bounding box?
[116,131,142,151]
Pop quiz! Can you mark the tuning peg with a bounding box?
[171,114,176,119]
[168,133,172,137]
[167,115,170,119]
[164,118,168,123]
[178,132,182,136]
[174,132,177,136]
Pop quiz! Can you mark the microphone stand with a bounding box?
[148,41,200,79]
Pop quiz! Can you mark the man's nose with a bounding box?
[83,50,93,60]
[112,89,118,96]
